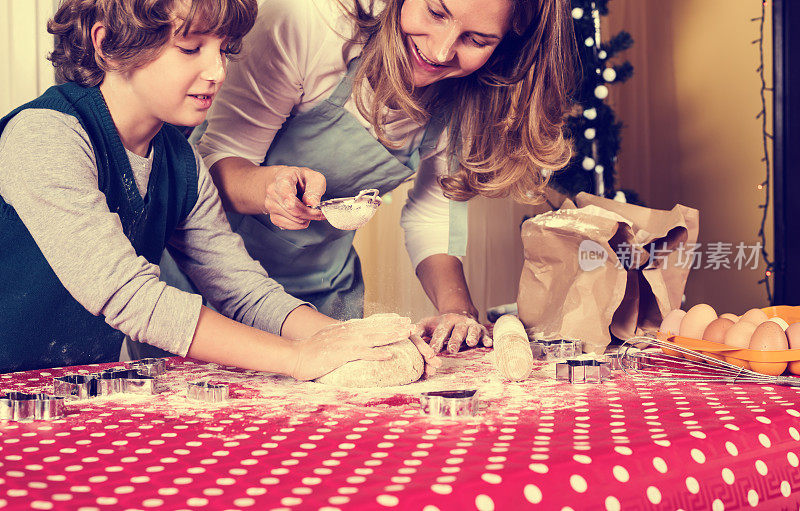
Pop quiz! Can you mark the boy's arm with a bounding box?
[0,109,200,356]
[166,149,323,337]
[0,110,410,377]
[187,305,411,379]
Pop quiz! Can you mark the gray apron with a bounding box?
[164,57,468,321]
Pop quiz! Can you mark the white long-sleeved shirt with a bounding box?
[196,0,456,269]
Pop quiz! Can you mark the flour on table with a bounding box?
[34,348,606,427]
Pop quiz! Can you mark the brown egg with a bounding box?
[749,322,789,351]
[720,313,739,322]
[723,321,758,349]
[786,322,800,349]
[740,308,769,324]
[660,309,686,336]
[767,317,790,330]
[702,318,735,343]
[680,304,717,340]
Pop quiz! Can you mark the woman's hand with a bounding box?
[409,323,443,376]
[290,313,414,381]
[415,312,493,354]
[263,165,327,229]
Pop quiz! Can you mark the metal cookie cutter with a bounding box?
[534,339,584,361]
[0,392,65,421]
[96,369,162,396]
[603,353,624,371]
[125,358,168,377]
[53,374,100,400]
[556,359,612,384]
[53,369,163,400]
[419,390,479,418]
[187,381,229,403]
[623,351,657,370]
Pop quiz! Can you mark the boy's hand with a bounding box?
[264,165,326,229]
[290,313,413,381]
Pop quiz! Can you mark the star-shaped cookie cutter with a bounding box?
[0,392,65,421]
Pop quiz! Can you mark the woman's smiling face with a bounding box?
[399,0,513,87]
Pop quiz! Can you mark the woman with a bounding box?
[193,0,575,353]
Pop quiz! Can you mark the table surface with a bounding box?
[0,348,798,511]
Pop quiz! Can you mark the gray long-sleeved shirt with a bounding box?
[0,108,307,356]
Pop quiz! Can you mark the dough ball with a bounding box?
[315,339,424,388]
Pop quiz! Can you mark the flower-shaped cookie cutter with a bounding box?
[0,392,65,421]
[53,367,164,400]
[419,389,479,418]
[186,381,229,403]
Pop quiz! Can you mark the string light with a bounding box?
[752,0,774,303]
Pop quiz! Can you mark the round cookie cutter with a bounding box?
[315,189,382,230]
[419,389,479,418]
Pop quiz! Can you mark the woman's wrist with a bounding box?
[209,157,272,215]
[437,305,479,321]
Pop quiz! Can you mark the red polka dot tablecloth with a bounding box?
[0,349,798,510]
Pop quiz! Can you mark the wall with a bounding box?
[355,183,552,322]
[603,0,774,314]
[0,0,58,113]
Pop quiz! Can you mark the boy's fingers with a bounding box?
[355,347,392,361]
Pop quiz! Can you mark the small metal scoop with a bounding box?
[315,189,382,230]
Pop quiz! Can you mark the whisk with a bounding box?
[618,334,800,387]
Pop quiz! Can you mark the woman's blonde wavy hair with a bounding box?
[47,0,257,87]
[342,0,576,204]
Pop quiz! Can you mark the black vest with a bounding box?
[0,83,198,372]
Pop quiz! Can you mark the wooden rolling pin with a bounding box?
[493,314,534,381]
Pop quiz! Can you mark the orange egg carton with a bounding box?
[655,305,800,377]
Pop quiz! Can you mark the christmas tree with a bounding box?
[551,0,634,199]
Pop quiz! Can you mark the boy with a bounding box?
[0,0,432,377]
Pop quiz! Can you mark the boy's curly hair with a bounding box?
[48,0,257,87]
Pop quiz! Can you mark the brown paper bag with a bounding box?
[517,192,699,353]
